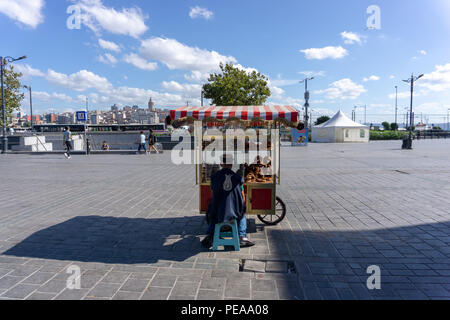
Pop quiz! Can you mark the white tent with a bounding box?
[312,110,369,143]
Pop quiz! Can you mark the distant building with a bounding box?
[57,115,71,125]
[148,97,155,112]
[111,104,119,112]
[45,114,57,123]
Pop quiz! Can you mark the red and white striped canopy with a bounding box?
[170,106,298,122]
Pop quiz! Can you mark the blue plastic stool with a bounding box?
[213,220,240,251]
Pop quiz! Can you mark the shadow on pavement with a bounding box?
[3,215,212,264]
[268,221,450,300]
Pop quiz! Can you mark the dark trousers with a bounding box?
[65,141,73,156]
[138,143,147,152]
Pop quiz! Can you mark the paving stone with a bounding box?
[252,291,279,300]
[120,278,150,292]
[200,278,226,290]
[150,275,177,288]
[1,284,39,299]
[224,284,251,299]
[243,260,266,273]
[0,276,24,290]
[22,272,56,285]
[196,289,223,300]
[141,287,171,300]
[251,279,276,292]
[88,283,122,298]
[54,289,90,300]
[170,281,199,297]
[27,292,57,300]
[38,279,69,294]
[101,271,130,284]
[112,291,142,300]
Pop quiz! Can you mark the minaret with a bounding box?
[148,97,155,112]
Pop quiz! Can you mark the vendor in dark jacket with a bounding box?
[202,154,255,248]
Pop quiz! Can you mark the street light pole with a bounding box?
[1,55,27,154]
[402,73,423,149]
[395,86,398,129]
[447,108,450,132]
[23,85,33,129]
[364,104,367,125]
[300,77,314,128]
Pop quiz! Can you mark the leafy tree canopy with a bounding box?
[202,63,271,106]
[315,116,330,126]
[0,64,24,126]
[382,121,391,131]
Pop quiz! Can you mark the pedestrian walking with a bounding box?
[147,129,159,154]
[137,131,147,154]
[63,126,73,159]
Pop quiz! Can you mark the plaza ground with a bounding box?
[0,140,449,300]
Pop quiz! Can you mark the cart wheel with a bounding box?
[257,197,286,225]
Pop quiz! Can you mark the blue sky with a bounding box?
[2,0,450,124]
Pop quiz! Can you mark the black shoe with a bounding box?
[240,238,255,248]
[201,235,213,248]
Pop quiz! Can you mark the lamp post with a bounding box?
[201,89,206,107]
[402,73,424,149]
[299,77,314,127]
[447,108,450,132]
[1,55,27,154]
[395,86,398,130]
[23,85,33,130]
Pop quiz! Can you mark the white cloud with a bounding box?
[98,53,118,65]
[270,79,299,87]
[390,75,395,79]
[110,86,187,107]
[124,53,158,71]
[46,69,113,93]
[341,31,363,45]
[98,39,121,52]
[15,64,45,79]
[417,63,450,92]
[419,50,427,56]
[388,91,412,99]
[33,91,73,102]
[37,67,191,108]
[184,71,210,83]
[363,75,380,82]
[139,37,237,74]
[415,102,449,114]
[189,6,213,20]
[315,79,366,100]
[300,46,348,60]
[161,81,202,98]
[268,85,285,99]
[75,0,148,38]
[298,71,326,78]
[0,0,45,28]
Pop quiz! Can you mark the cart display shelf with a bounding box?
[169,106,300,225]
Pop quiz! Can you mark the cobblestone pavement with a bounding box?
[0,140,449,300]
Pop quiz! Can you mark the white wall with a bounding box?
[312,127,369,143]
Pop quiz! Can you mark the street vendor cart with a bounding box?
[169,106,300,225]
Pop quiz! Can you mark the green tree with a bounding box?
[390,123,399,131]
[0,64,24,126]
[315,116,330,126]
[382,121,391,131]
[202,63,271,106]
